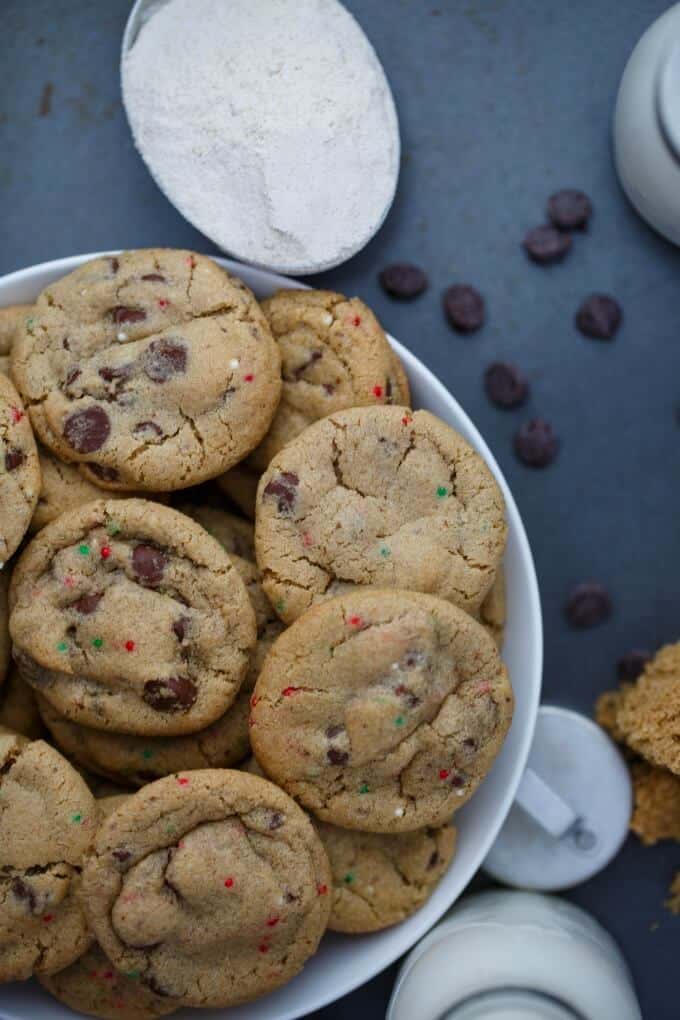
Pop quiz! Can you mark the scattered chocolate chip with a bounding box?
[87,463,119,482]
[65,367,81,388]
[522,225,572,265]
[285,349,323,382]
[379,262,429,299]
[427,852,439,870]
[98,364,132,383]
[172,616,190,642]
[451,774,465,788]
[108,257,120,274]
[133,420,163,437]
[12,878,37,913]
[143,338,188,383]
[284,891,298,903]
[443,284,485,333]
[514,419,558,467]
[565,582,612,628]
[4,448,26,472]
[132,544,167,586]
[0,755,16,776]
[109,306,147,325]
[268,811,284,830]
[63,406,111,453]
[484,362,529,409]
[323,383,335,396]
[71,592,103,615]
[143,676,197,712]
[463,737,477,749]
[327,747,349,766]
[141,273,166,282]
[325,724,344,739]
[112,848,131,863]
[385,377,393,402]
[575,294,622,340]
[62,338,71,351]
[404,650,426,668]
[548,189,592,231]
[617,649,651,683]
[263,472,299,515]
[395,684,420,708]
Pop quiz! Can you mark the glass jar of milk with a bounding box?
[388,890,641,1020]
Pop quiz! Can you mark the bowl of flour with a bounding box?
[121,0,400,274]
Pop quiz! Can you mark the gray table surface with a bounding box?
[2,0,679,1016]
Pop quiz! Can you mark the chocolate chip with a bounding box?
[395,684,420,708]
[268,811,284,830]
[514,419,558,467]
[575,294,622,340]
[4,448,26,472]
[443,284,485,333]
[63,406,111,453]
[327,747,349,765]
[143,338,187,383]
[565,582,612,628]
[108,257,120,274]
[65,367,81,388]
[548,189,592,231]
[98,365,132,383]
[404,650,426,668]
[87,463,119,482]
[323,384,334,396]
[133,420,163,437]
[0,755,16,776]
[263,472,299,515]
[141,273,166,282]
[522,225,572,264]
[62,338,70,351]
[484,362,529,409]
[112,848,131,863]
[426,851,439,870]
[325,724,344,739]
[132,544,167,586]
[110,306,147,325]
[71,592,103,615]
[284,891,297,902]
[12,878,37,913]
[379,263,428,299]
[172,616,189,642]
[617,649,651,683]
[463,737,477,750]
[385,377,393,402]
[143,676,197,712]
[451,773,465,788]
[284,349,323,382]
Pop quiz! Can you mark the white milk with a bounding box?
[388,890,642,1020]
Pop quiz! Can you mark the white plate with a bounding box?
[0,254,542,1020]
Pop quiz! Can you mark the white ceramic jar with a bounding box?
[387,890,642,1020]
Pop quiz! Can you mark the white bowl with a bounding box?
[0,254,542,1020]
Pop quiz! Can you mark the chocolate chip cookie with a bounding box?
[615,643,680,775]
[316,819,456,932]
[0,731,96,980]
[478,566,506,649]
[80,769,331,1008]
[0,667,44,739]
[255,406,507,623]
[0,373,40,564]
[38,940,178,1020]
[246,289,402,472]
[37,546,283,784]
[0,304,31,357]
[250,589,513,831]
[10,499,256,736]
[10,250,282,491]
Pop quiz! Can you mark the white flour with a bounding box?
[122,0,400,273]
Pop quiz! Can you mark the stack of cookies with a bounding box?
[0,250,512,1017]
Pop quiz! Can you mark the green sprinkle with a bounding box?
[141,749,154,761]
[25,318,34,329]
[126,970,140,980]
[394,715,405,727]
[436,486,448,499]
[71,813,82,824]
[359,782,369,795]
[78,544,90,556]
[57,641,68,653]
[92,637,104,649]
[275,599,285,613]
[343,872,355,884]
[379,545,391,558]
[165,825,175,835]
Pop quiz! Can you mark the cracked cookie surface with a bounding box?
[80,769,331,1008]
[248,289,406,472]
[10,499,256,736]
[37,537,283,784]
[315,819,456,932]
[250,589,513,832]
[0,731,96,980]
[10,250,282,491]
[0,373,40,564]
[255,405,507,623]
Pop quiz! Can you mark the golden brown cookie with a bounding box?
[0,666,44,739]
[615,643,680,774]
[316,819,456,932]
[0,373,40,565]
[630,762,680,845]
[478,565,506,648]
[251,589,513,832]
[0,304,31,357]
[255,406,507,624]
[595,687,630,744]
[80,770,331,1008]
[0,731,96,980]
[11,250,282,491]
[10,499,256,736]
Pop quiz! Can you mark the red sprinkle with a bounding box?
[372,384,383,398]
[10,407,24,424]
[401,415,412,426]
[103,970,115,980]
[282,686,301,697]
[258,943,269,954]
[187,255,196,268]
[63,575,75,588]
[248,714,255,727]
[244,373,254,382]
[90,970,98,979]
[266,915,280,927]
[439,769,450,780]
[477,682,491,695]
[177,777,190,786]
[125,640,135,652]
[42,914,54,923]
[158,298,170,309]
[352,316,361,327]
[224,877,234,888]
[250,694,259,708]
[317,884,328,895]
[348,615,363,628]
[100,546,111,560]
